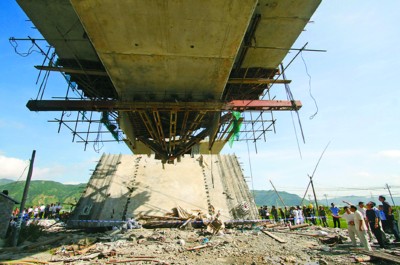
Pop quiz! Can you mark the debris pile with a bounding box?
[1,221,400,264]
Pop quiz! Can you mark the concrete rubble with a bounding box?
[1,221,400,265]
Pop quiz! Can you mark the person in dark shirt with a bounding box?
[379,195,400,242]
[271,206,278,222]
[366,201,386,248]
[319,206,328,227]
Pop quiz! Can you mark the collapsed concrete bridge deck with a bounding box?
[68,154,258,228]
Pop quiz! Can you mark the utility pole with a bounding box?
[308,174,319,219]
[269,180,286,208]
[12,150,36,247]
[324,194,328,206]
[386,183,396,207]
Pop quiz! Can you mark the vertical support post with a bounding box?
[12,150,36,247]
[309,174,319,224]
[269,180,286,208]
[386,183,396,207]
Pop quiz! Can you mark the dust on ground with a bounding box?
[1,221,399,265]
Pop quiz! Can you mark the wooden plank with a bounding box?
[227,78,291,84]
[358,250,400,264]
[261,230,287,243]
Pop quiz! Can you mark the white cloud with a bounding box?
[0,155,29,180]
[0,153,92,184]
[377,150,400,159]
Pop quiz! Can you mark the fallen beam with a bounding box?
[27,100,302,112]
[289,223,310,230]
[358,250,400,264]
[261,230,287,243]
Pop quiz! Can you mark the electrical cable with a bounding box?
[246,140,256,199]
[9,37,42,57]
[300,51,319,120]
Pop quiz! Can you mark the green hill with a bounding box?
[252,190,309,207]
[0,178,14,186]
[0,180,85,211]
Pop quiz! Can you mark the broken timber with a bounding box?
[261,230,287,243]
[358,249,400,264]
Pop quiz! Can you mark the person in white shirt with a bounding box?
[350,205,372,251]
[292,208,299,225]
[297,206,304,224]
[344,200,373,241]
[40,204,45,219]
[342,206,357,246]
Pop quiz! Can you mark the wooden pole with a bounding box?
[269,180,286,208]
[309,174,319,223]
[12,150,36,247]
[386,183,396,207]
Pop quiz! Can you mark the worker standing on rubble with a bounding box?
[318,206,328,227]
[379,195,400,243]
[330,203,341,228]
[342,206,357,247]
[366,201,387,249]
[350,205,372,251]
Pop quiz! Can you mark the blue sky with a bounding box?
[1,1,399,200]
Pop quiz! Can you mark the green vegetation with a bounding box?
[0,179,85,211]
[0,178,14,186]
[252,190,310,207]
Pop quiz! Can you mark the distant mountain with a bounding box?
[0,180,86,210]
[319,195,400,207]
[252,190,400,208]
[252,190,310,207]
[0,178,14,186]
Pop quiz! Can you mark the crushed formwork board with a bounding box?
[261,230,287,243]
[68,154,258,228]
[357,250,400,264]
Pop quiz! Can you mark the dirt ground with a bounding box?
[1,222,400,265]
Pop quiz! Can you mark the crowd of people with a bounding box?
[11,202,63,221]
[340,196,400,250]
[259,195,399,250]
[258,204,326,226]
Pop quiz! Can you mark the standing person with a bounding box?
[284,206,290,224]
[350,205,372,251]
[40,204,45,219]
[279,208,285,223]
[330,203,341,228]
[265,206,270,221]
[309,204,317,225]
[343,200,373,241]
[49,203,54,218]
[378,205,389,233]
[259,206,264,219]
[303,205,310,224]
[55,202,62,218]
[342,206,357,246]
[319,206,328,227]
[297,206,304,224]
[366,201,386,249]
[271,206,278,223]
[44,204,50,219]
[379,195,400,242]
[292,206,299,225]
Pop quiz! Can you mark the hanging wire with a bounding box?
[6,162,30,192]
[9,37,42,57]
[93,121,104,153]
[300,51,319,120]
[246,140,256,199]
